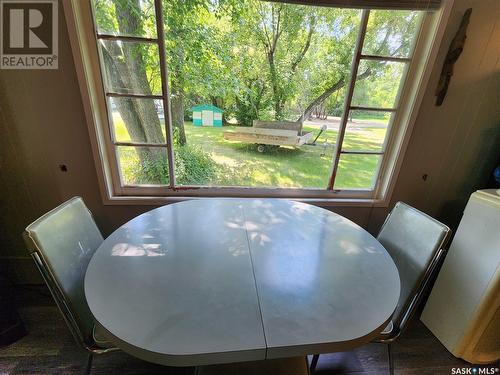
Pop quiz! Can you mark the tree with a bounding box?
[298,10,420,122]
[297,69,371,123]
[95,0,420,145]
[164,0,243,141]
[234,77,268,126]
[163,0,196,146]
[95,0,165,169]
[250,2,316,120]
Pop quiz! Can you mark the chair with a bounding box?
[23,197,118,374]
[310,202,451,375]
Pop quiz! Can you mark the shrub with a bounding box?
[174,145,217,185]
[234,98,256,127]
[128,145,218,186]
[127,151,169,185]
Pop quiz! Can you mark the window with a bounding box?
[67,0,449,203]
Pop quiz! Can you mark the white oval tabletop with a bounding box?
[85,199,400,366]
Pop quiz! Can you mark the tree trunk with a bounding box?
[268,52,284,120]
[297,69,372,123]
[107,0,166,169]
[164,10,189,146]
[297,78,345,123]
[261,9,315,121]
[101,46,166,165]
[171,89,186,145]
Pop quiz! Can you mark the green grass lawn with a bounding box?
[113,114,386,189]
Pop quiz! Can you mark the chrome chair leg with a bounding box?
[387,343,394,375]
[85,353,93,375]
[310,354,319,373]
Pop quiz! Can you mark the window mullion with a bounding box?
[341,150,384,155]
[96,34,158,43]
[359,54,411,63]
[105,92,163,100]
[349,105,397,112]
[114,141,168,147]
[153,0,176,188]
[327,9,370,190]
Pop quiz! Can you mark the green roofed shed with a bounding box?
[192,104,224,127]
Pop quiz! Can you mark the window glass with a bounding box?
[165,2,358,188]
[334,154,382,190]
[92,0,157,38]
[109,97,166,144]
[352,60,407,109]
[342,110,393,152]
[99,40,161,95]
[117,146,169,185]
[362,10,421,58]
[90,1,424,195]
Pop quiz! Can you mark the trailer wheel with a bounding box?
[257,144,266,153]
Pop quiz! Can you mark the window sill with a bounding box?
[101,194,389,208]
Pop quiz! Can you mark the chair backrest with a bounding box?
[23,197,102,348]
[377,202,451,335]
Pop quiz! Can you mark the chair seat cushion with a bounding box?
[93,324,115,349]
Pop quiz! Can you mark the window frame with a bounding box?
[63,0,454,206]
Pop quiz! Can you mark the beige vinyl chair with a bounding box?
[310,202,451,375]
[23,197,118,374]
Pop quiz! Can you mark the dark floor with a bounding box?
[0,287,486,375]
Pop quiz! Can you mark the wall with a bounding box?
[387,0,500,229]
[0,0,499,283]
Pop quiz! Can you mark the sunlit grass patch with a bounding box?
[114,117,386,189]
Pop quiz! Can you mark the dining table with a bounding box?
[84,199,400,367]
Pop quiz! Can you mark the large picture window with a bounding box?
[68,0,447,202]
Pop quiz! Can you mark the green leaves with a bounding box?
[94,0,421,124]
[363,10,421,58]
[93,0,157,38]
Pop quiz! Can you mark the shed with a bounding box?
[192,104,224,127]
